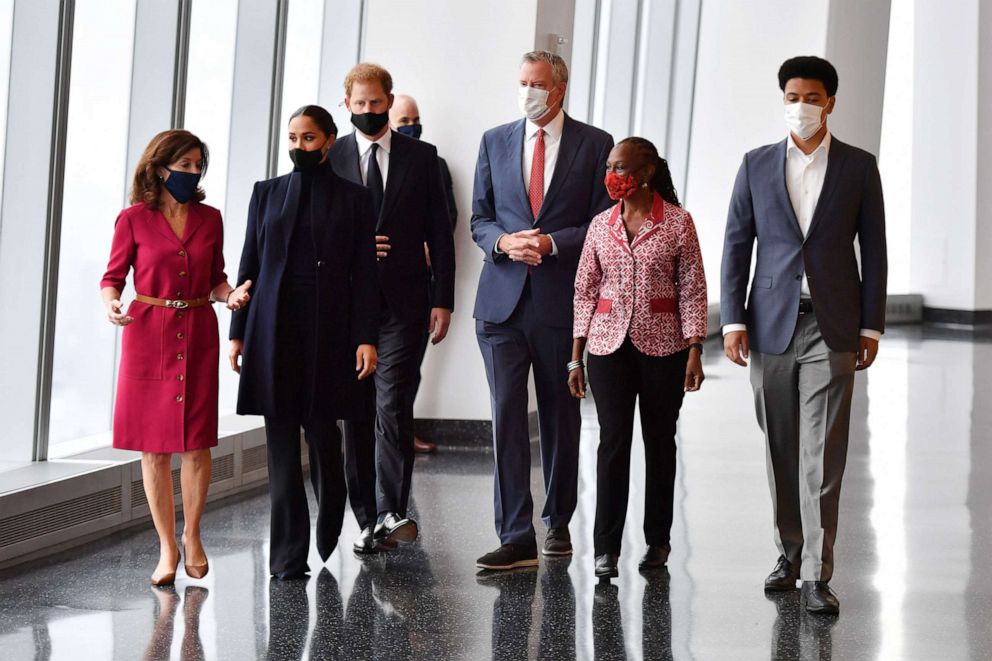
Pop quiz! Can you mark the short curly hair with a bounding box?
[130,129,208,209]
[778,56,838,96]
[344,62,393,97]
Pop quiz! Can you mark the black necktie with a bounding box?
[366,142,384,218]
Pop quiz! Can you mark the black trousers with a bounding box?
[264,284,347,576]
[343,303,424,528]
[587,339,688,556]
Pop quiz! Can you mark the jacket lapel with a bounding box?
[505,120,531,219]
[181,202,205,243]
[773,139,805,241]
[332,133,362,186]
[277,173,302,252]
[537,114,582,224]
[378,130,409,230]
[805,137,846,241]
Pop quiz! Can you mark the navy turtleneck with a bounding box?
[284,159,331,287]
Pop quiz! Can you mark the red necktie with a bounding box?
[529,129,545,220]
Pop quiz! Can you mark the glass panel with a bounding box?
[48,0,137,456]
[0,0,13,213]
[276,0,324,175]
[184,0,238,415]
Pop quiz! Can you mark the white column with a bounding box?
[910,0,991,318]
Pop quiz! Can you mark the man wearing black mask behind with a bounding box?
[330,63,456,554]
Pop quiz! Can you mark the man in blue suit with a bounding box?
[472,50,613,570]
[720,56,887,614]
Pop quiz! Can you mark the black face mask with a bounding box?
[290,148,325,172]
[164,169,202,204]
[350,110,390,136]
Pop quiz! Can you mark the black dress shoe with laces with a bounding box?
[543,527,573,556]
[373,512,418,545]
[594,553,619,578]
[638,544,670,570]
[764,555,799,591]
[353,525,397,554]
[801,581,840,614]
[476,544,539,570]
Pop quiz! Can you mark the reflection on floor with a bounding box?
[0,327,990,660]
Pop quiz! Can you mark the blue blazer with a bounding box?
[720,136,887,354]
[471,114,614,327]
[230,163,379,418]
[329,130,456,322]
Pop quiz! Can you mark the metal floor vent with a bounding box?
[885,294,923,324]
[0,486,122,549]
[212,454,234,483]
[243,445,268,473]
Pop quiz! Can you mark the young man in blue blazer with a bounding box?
[720,56,887,614]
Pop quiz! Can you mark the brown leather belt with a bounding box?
[135,294,210,309]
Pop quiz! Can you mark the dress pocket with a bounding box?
[650,298,677,314]
[120,304,164,380]
[595,299,612,314]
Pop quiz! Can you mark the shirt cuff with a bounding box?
[722,323,747,335]
[548,235,558,257]
[859,329,882,341]
[493,233,507,257]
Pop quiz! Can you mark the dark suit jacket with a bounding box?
[329,131,456,323]
[720,136,887,354]
[230,163,379,418]
[471,113,614,327]
[438,156,457,229]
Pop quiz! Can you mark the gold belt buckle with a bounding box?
[166,299,189,309]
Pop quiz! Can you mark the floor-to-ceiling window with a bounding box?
[276,0,324,175]
[48,0,137,457]
[0,0,13,214]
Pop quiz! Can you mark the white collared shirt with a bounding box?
[786,131,831,296]
[522,108,565,197]
[722,130,880,341]
[355,128,391,187]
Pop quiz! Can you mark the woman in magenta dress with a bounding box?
[100,129,251,585]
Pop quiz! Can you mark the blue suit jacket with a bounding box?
[471,114,614,327]
[720,136,887,354]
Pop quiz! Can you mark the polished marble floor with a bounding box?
[1,327,990,660]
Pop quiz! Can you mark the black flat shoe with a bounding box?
[594,553,619,579]
[373,512,419,545]
[542,527,573,556]
[476,544,538,570]
[764,555,799,591]
[638,544,670,571]
[800,581,840,615]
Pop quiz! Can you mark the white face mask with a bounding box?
[784,101,826,140]
[518,85,553,122]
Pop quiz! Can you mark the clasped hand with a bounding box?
[498,229,553,266]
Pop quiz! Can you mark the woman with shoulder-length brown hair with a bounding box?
[100,129,251,585]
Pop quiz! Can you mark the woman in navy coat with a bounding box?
[229,105,379,578]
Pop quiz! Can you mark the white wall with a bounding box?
[909,0,980,310]
[362,0,539,420]
[683,0,830,302]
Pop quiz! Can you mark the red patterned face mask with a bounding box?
[604,171,640,200]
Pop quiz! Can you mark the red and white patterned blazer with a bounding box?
[573,193,708,356]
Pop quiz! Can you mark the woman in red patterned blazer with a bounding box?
[101,130,251,586]
[569,137,708,579]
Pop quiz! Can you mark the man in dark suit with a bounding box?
[329,63,456,554]
[720,56,887,614]
[388,93,458,454]
[472,51,613,570]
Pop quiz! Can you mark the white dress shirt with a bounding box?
[355,128,391,187]
[494,109,565,257]
[723,131,880,341]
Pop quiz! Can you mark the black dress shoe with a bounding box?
[542,527,573,556]
[353,525,377,554]
[594,554,619,578]
[373,512,418,544]
[638,544,670,570]
[764,555,799,591]
[476,544,539,570]
[800,581,840,615]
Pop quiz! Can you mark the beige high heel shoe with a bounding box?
[151,552,180,586]
[182,537,209,579]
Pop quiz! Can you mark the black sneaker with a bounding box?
[476,544,539,570]
[542,527,573,556]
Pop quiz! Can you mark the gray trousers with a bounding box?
[750,311,857,582]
